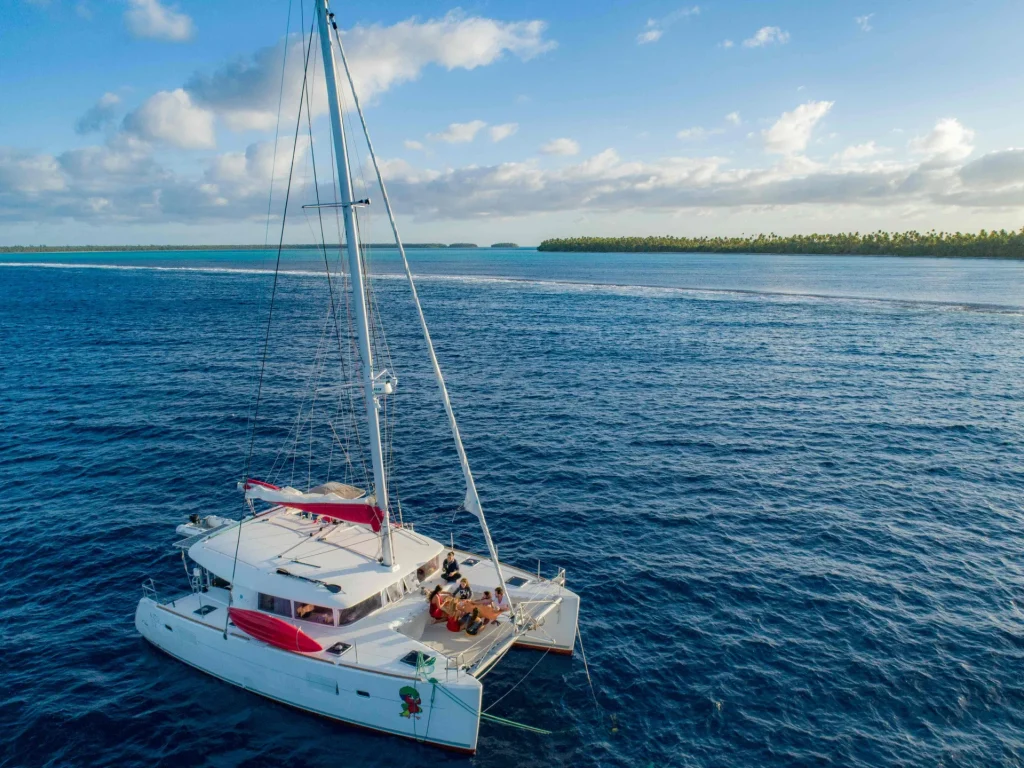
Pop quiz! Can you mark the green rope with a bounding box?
[480,712,553,735]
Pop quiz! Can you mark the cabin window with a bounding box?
[385,582,403,604]
[258,593,291,618]
[336,592,383,626]
[402,572,418,592]
[417,554,441,582]
[294,602,335,626]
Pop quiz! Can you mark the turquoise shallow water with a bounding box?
[2,250,1023,767]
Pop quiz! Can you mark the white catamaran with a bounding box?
[135,0,580,754]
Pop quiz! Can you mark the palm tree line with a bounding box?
[537,229,1024,259]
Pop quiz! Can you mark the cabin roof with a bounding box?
[189,508,444,608]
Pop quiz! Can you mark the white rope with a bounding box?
[576,623,601,710]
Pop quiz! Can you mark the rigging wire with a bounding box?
[301,22,371,491]
[242,0,294,470]
[226,11,319,639]
[241,13,317,485]
[329,20,515,602]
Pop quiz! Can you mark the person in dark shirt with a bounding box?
[441,552,461,583]
[455,578,473,601]
[464,608,485,636]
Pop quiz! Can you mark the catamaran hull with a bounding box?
[135,598,482,753]
[514,589,579,656]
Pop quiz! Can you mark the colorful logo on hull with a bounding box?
[399,686,422,719]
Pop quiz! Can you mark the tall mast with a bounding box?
[316,0,395,568]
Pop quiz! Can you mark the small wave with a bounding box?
[2,260,1023,314]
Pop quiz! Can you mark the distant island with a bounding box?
[0,243,479,254]
[490,242,519,248]
[538,229,1024,259]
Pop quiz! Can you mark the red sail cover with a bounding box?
[243,479,385,532]
[229,608,323,654]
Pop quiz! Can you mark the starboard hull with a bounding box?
[135,598,481,753]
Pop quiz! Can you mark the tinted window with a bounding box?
[386,582,403,604]
[417,555,440,582]
[294,603,335,626]
[258,593,291,618]
[337,592,383,626]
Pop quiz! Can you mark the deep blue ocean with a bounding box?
[2,248,1024,767]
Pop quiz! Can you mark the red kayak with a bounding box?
[228,608,323,653]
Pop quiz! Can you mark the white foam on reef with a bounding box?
[3,261,1022,315]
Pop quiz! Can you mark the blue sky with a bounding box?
[3,0,1024,245]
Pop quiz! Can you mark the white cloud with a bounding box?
[428,120,488,143]
[763,100,833,155]
[909,117,974,164]
[183,13,554,133]
[124,0,194,42]
[75,92,121,134]
[959,148,1024,188]
[836,141,883,162]
[677,127,723,140]
[540,138,580,156]
[343,12,554,100]
[202,136,308,201]
[123,89,216,149]
[10,115,1024,226]
[725,111,741,126]
[404,140,425,151]
[720,39,734,48]
[637,7,699,45]
[743,26,790,48]
[490,123,519,142]
[0,149,66,194]
[855,14,874,32]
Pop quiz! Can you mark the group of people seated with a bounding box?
[428,552,510,636]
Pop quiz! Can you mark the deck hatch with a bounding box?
[325,642,352,656]
[399,651,435,668]
[504,576,530,587]
[193,605,217,617]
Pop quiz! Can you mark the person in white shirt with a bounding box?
[493,586,510,615]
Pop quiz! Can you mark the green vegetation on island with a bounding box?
[538,229,1024,259]
[448,242,479,248]
[490,242,519,248]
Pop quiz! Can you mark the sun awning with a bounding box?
[243,478,384,532]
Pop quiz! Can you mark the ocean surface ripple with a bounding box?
[2,252,1023,767]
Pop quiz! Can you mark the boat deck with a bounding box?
[151,549,565,682]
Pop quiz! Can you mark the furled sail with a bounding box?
[243,479,384,531]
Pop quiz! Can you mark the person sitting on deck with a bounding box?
[493,586,510,616]
[476,590,494,624]
[464,608,485,636]
[455,578,473,601]
[441,552,461,583]
[428,585,446,620]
